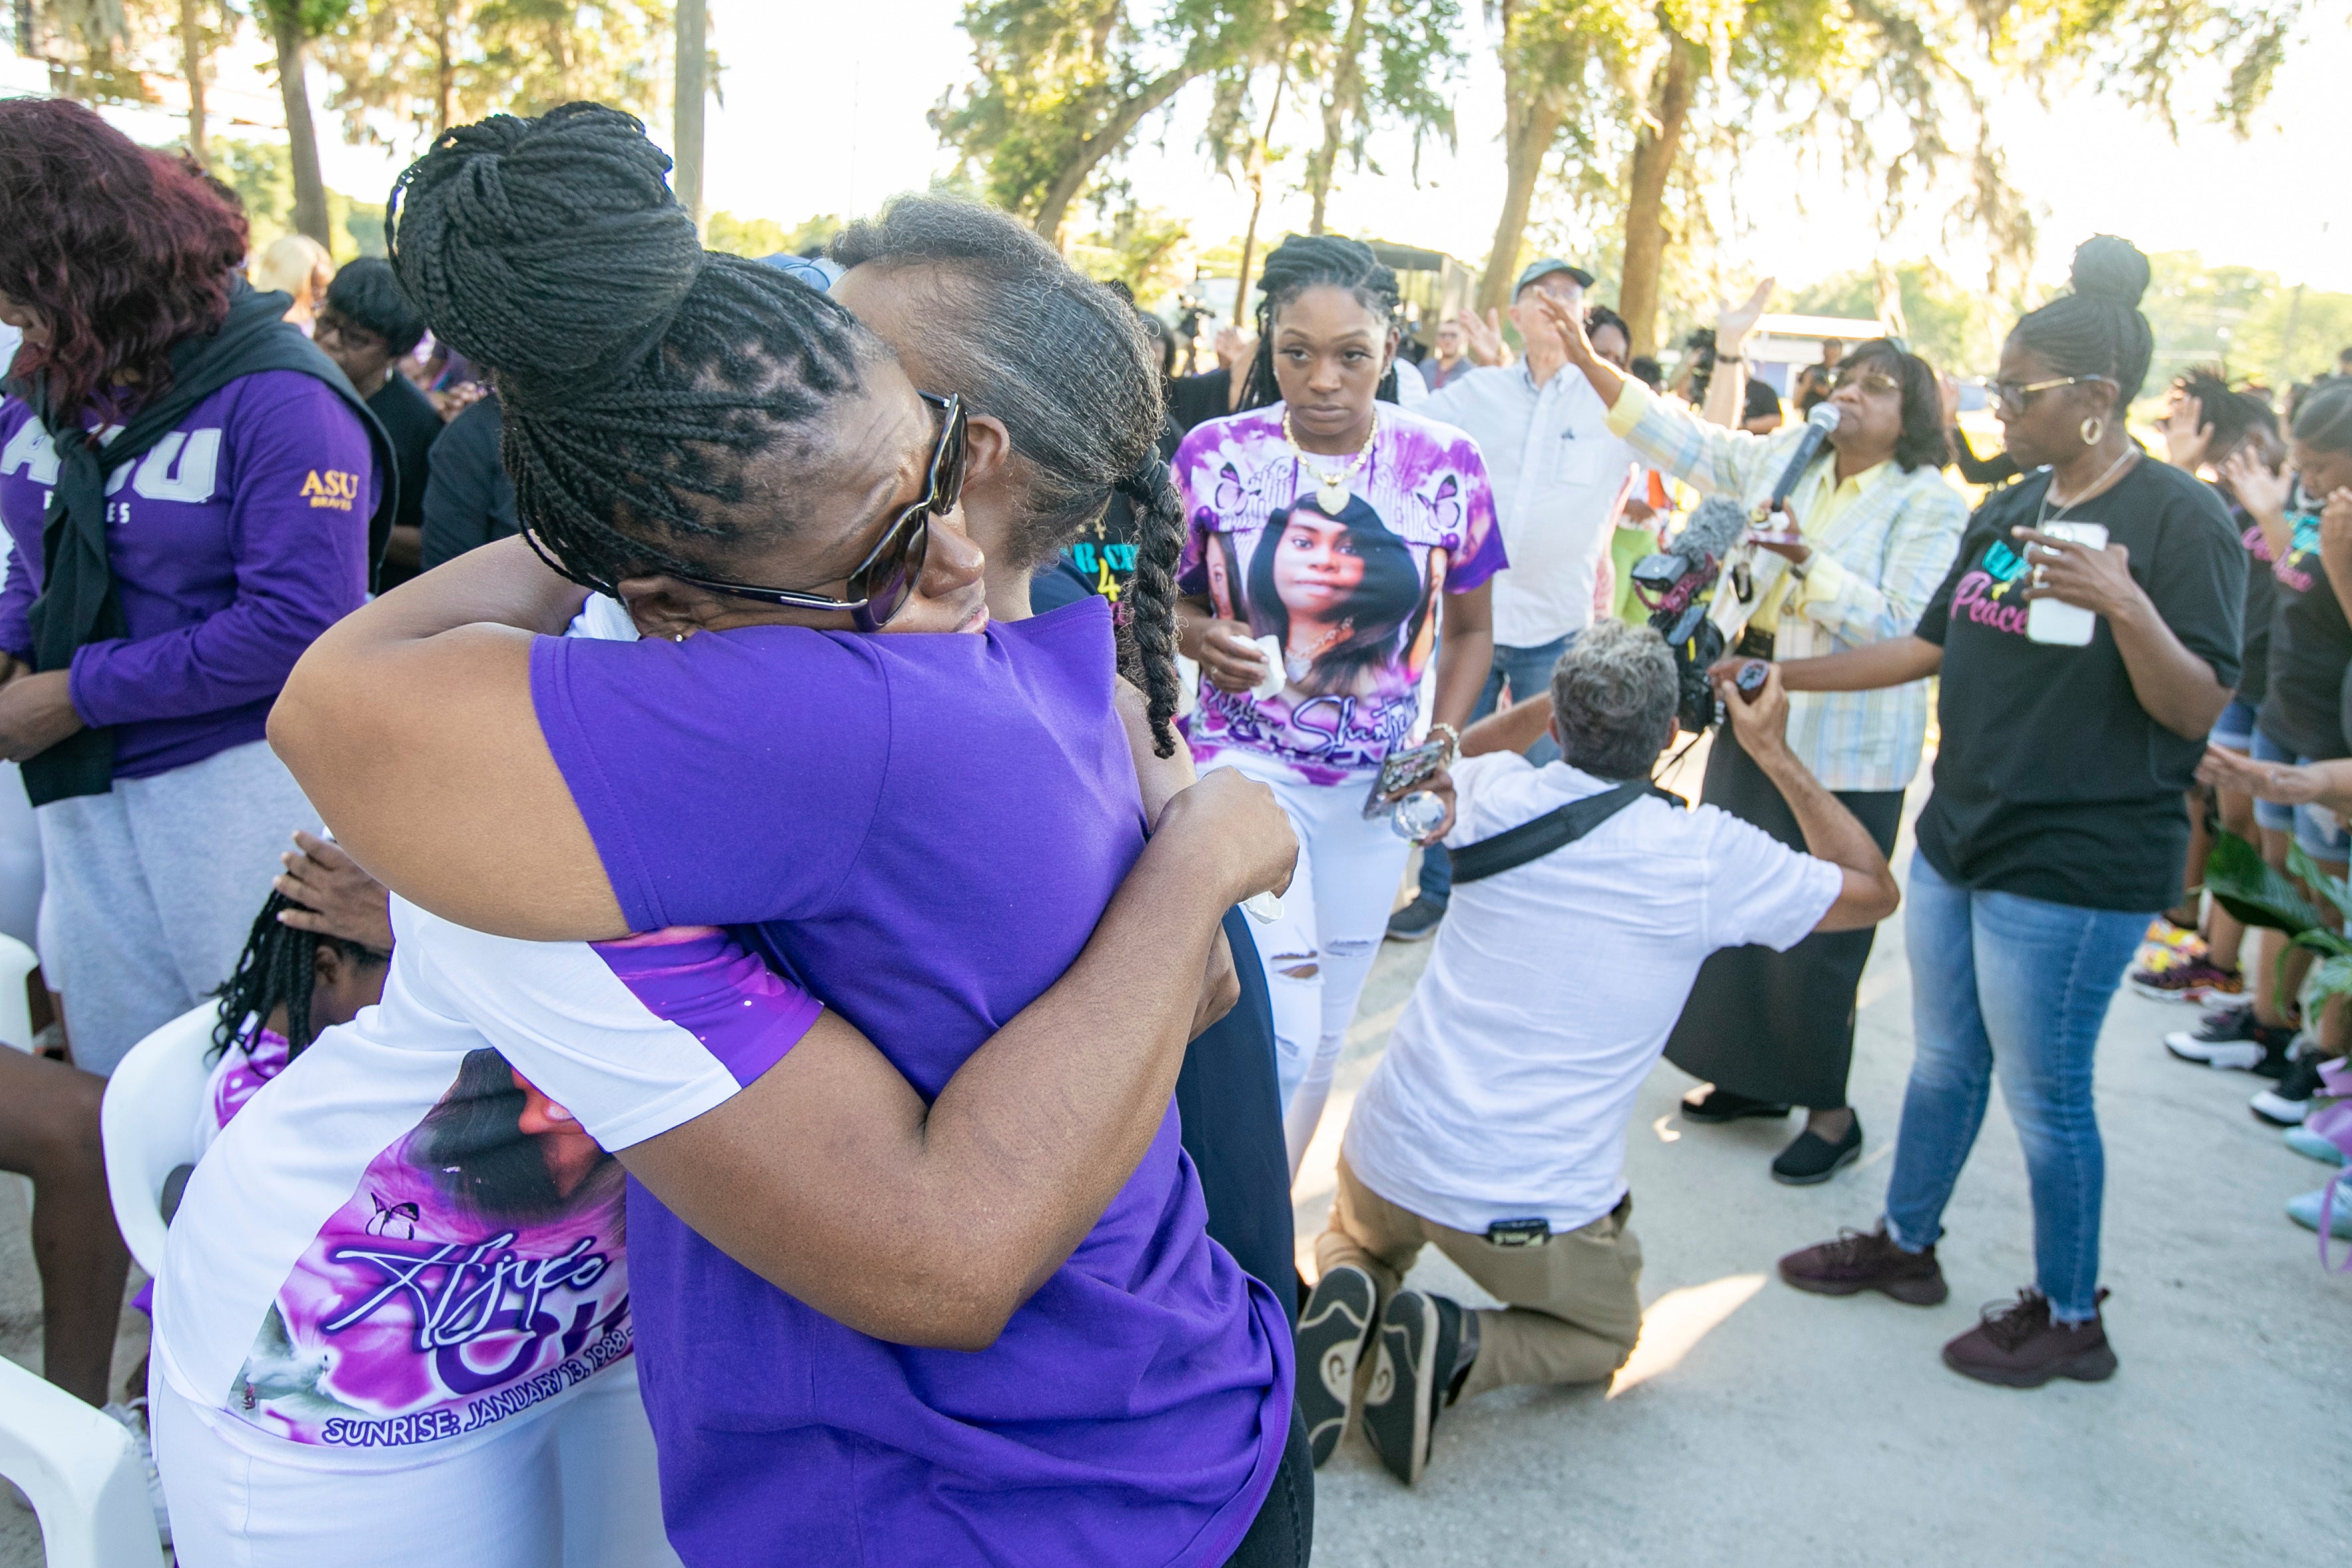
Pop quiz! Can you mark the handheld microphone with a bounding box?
[1761,402,1844,519]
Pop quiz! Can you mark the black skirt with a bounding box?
[1663,721,1907,1109]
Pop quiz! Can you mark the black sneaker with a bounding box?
[2164,1005,2295,1075]
[1770,1118,1863,1185]
[1295,1265,1377,1467]
[2252,1054,2329,1126]
[1682,1085,1793,1124]
[1360,1291,1472,1486]
[1385,896,1445,943]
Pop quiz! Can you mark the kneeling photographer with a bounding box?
[1298,622,1899,1486]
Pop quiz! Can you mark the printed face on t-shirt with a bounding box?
[231,1047,628,1449]
[1175,407,1505,780]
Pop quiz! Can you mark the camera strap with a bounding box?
[1448,777,1681,886]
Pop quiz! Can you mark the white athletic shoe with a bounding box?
[99,1400,170,1547]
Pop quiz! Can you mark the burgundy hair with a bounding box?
[0,98,249,421]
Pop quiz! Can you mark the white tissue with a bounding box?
[1250,634,1286,702]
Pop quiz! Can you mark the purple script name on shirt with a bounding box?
[229,1047,631,1449]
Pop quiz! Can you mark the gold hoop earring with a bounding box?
[2080,416,2104,446]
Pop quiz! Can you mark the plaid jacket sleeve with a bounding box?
[1793,473,1970,646]
[1604,381,1789,500]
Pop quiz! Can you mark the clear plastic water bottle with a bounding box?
[1389,790,1447,842]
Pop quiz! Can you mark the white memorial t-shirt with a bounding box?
[1344,751,1841,1234]
[153,899,819,1464]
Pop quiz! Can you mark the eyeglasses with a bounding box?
[525,392,966,633]
[1832,370,1902,397]
[1993,374,2109,413]
[313,310,386,355]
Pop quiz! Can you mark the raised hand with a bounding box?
[2159,390,2211,472]
[1715,277,1775,353]
[1457,307,1510,367]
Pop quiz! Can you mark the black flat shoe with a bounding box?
[1682,1086,1793,1124]
[1771,1120,1863,1185]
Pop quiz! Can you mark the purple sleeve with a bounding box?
[1442,435,1508,594]
[0,538,34,664]
[0,402,44,662]
[68,377,373,727]
[590,926,822,1092]
[531,628,893,932]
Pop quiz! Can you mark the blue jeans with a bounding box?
[1884,851,2150,1321]
[1416,634,1572,910]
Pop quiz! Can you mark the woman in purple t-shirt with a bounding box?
[239,107,1301,1568]
[1174,237,1507,1172]
[0,100,390,1081]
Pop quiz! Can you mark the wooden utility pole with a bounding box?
[674,0,706,231]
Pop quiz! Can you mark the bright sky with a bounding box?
[60,1,2352,296]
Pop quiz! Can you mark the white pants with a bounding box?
[35,739,317,1075]
[1214,753,1413,1178]
[153,1361,680,1568]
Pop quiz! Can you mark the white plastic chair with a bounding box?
[98,1004,218,1281]
[0,1355,164,1568]
[0,929,45,1215]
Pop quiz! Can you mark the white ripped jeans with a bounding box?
[1212,751,1413,1177]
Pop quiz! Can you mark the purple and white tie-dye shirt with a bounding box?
[153,910,820,1460]
[1174,402,1506,785]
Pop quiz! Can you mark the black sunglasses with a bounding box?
[523,392,968,634]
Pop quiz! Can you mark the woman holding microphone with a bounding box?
[1541,279,1968,1184]
[1738,237,2244,1386]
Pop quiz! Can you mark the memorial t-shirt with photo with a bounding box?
[1174,403,1507,785]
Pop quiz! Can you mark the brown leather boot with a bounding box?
[1777,1222,1949,1305]
[1941,1289,2117,1388]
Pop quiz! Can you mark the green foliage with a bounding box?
[2138,251,2352,393]
[313,0,673,150]
[932,0,1286,236]
[2202,829,2323,935]
[1067,188,1192,305]
[1786,259,2007,374]
[210,137,388,263]
[704,212,845,260]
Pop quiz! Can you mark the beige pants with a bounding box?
[1315,1156,1644,1400]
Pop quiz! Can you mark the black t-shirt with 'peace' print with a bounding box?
[1913,458,2244,912]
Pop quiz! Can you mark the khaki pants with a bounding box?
[1315,1156,1644,1400]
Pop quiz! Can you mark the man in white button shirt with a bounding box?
[1388,257,1641,940]
[1297,622,1901,1484]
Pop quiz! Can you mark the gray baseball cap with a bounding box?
[1513,257,1596,295]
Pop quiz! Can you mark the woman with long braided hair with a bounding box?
[204,889,390,1125]
[1175,234,1505,1177]
[164,105,1304,1568]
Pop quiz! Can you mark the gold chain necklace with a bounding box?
[1283,406,1378,514]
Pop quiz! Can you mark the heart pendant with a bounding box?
[1316,480,1349,514]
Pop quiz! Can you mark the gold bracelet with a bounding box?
[1427,721,1461,757]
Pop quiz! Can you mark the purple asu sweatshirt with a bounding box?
[0,370,376,780]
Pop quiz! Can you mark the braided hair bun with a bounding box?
[386,102,702,408]
[2069,235,2151,311]
[2011,233,2156,406]
[381,103,875,592]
